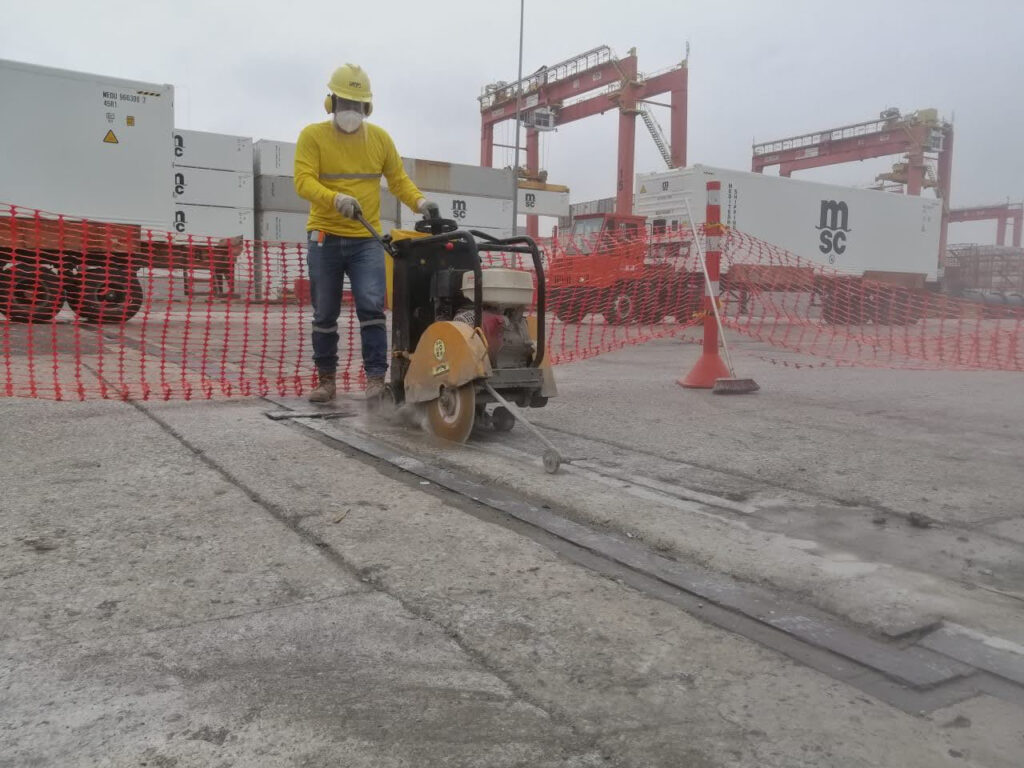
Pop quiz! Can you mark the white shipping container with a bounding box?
[173,168,254,208]
[173,129,253,173]
[635,165,942,280]
[467,225,515,240]
[256,211,398,243]
[173,204,254,241]
[256,211,308,244]
[253,139,296,176]
[255,174,305,213]
[255,176,402,225]
[0,58,173,229]
[518,187,570,217]
[405,192,513,232]
[403,158,514,199]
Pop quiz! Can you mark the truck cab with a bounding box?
[562,212,648,255]
[547,212,700,326]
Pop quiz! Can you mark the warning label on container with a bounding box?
[103,130,119,144]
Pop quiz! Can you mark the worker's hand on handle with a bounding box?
[333,193,362,219]
[417,198,440,220]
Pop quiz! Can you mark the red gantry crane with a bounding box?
[752,108,955,265]
[479,45,688,237]
[948,202,1023,248]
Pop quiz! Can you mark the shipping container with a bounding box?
[518,186,570,217]
[256,211,399,243]
[379,188,402,225]
[255,175,306,213]
[402,158,514,199]
[256,175,401,224]
[0,58,174,229]
[172,204,255,241]
[402,192,513,233]
[255,211,308,244]
[635,165,942,280]
[253,139,296,176]
[173,167,254,209]
[173,129,253,173]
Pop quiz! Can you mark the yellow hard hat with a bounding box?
[325,63,373,115]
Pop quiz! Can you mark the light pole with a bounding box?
[510,0,524,235]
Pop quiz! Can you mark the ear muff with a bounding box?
[323,93,373,117]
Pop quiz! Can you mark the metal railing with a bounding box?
[639,105,674,168]
[753,116,903,157]
[479,45,615,111]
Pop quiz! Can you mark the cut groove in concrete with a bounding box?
[266,401,972,691]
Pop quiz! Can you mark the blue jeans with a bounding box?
[306,234,388,377]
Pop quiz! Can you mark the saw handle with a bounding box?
[354,212,395,256]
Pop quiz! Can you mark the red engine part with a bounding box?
[481,311,505,363]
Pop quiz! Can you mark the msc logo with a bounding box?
[524,192,536,209]
[816,200,850,263]
[174,209,187,233]
[451,199,467,219]
[173,134,184,157]
[173,172,186,196]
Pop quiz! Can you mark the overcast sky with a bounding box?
[3,0,1022,242]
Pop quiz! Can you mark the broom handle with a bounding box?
[684,196,736,377]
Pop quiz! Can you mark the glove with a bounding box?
[333,193,361,219]
[418,198,440,219]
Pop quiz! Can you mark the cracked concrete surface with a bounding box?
[4,392,1020,766]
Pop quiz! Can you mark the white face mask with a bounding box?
[334,109,364,133]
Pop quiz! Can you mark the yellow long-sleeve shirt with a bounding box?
[293,120,423,238]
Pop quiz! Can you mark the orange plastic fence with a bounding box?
[2,205,1022,400]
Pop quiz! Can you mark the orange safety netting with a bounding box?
[2,205,1022,400]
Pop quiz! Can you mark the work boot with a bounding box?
[308,371,336,403]
[365,376,386,402]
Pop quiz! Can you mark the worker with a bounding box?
[294,63,438,404]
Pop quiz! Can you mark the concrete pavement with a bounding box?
[3,387,1021,766]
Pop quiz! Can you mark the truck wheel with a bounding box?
[603,284,637,325]
[66,265,144,324]
[549,288,586,323]
[672,282,702,324]
[0,260,64,323]
[821,294,839,324]
[885,289,918,326]
[637,282,665,324]
[555,304,586,323]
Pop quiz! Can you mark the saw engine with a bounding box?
[449,267,537,368]
[452,308,534,368]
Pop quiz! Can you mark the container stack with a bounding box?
[171,129,255,243]
[399,159,514,237]
[252,139,304,301]
[252,139,305,246]
[170,129,254,297]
